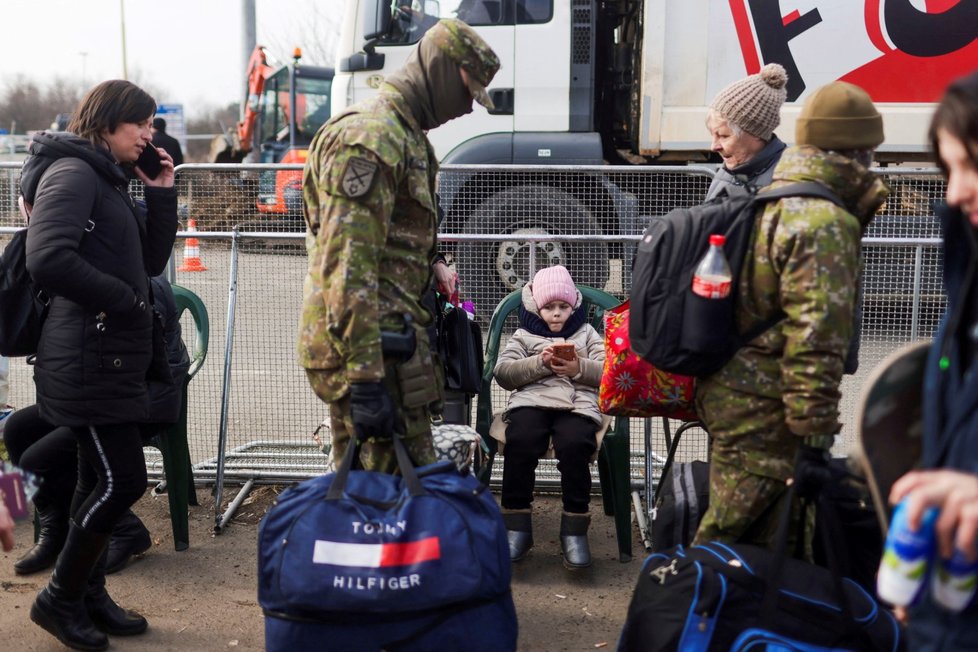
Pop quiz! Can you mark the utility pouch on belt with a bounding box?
[381,314,442,409]
[380,315,416,361]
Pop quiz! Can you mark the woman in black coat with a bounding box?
[22,79,177,651]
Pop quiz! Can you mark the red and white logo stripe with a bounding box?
[313,537,441,568]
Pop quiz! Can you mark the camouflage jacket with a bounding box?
[298,86,439,400]
[699,145,889,438]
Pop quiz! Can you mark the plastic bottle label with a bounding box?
[692,275,731,299]
[877,500,938,607]
[932,549,978,612]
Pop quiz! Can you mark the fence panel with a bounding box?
[0,162,949,517]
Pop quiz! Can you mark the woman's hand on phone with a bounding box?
[134,146,175,188]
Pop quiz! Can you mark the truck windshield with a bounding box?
[381,0,552,45]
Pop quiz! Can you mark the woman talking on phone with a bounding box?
[21,79,177,650]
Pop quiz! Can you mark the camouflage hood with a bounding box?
[385,32,474,130]
[770,145,889,227]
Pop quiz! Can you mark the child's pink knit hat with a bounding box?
[531,265,577,309]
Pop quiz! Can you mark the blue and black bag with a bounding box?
[258,432,517,652]
[619,482,903,651]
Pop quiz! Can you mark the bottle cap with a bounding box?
[709,234,725,247]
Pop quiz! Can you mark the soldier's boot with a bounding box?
[30,522,109,651]
[86,547,148,636]
[502,509,533,562]
[14,496,68,575]
[560,512,592,570]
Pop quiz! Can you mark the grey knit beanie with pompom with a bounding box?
[710,63,788,141]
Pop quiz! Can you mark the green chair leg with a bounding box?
[597,445,615,517]
[601,421,633,563]
[155,382,195,551]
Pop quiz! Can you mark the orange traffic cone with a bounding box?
[178,219,208,272]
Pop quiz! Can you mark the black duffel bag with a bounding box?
[619,483,903,651]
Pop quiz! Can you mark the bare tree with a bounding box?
[41,77,86,126]
[260,1,340,67]
[0,75,44,133]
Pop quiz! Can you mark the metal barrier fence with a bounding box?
[0,162,947,529]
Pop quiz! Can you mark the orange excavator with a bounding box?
[210,45,333,220]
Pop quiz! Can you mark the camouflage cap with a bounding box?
[425,18,500,89]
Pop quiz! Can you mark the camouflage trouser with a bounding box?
[305,369,438,474]
[691,457,815,560]
[692,380,814,560]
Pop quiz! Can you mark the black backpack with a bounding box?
[0,229,48,357]
[628,182,843,378]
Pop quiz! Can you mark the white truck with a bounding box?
[333,0,977,302]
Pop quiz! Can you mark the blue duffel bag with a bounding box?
[618,482,904,652]
[258,432,518,652]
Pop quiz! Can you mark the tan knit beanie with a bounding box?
[710,63,788,141]
[795,81,884,150]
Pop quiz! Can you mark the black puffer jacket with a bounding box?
[22,132,177,426]
[148,275,190,425]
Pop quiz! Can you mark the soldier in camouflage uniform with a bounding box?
[692,82,890,556]
[299,19,499,473]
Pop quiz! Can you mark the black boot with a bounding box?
[502,509,533,562]
[105,509,152,574]
[30,521,110,651]
[87,546,148,635]
[560,512,592,570]
[14,497,68,575]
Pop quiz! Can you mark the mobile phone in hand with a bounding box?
[136,145,163,179]
[552,343,577,361]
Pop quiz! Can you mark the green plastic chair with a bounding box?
[146,283,209,551]
[475,286,633,562]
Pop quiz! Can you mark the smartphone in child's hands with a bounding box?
[135,145,163,179]
[552,343,576,361]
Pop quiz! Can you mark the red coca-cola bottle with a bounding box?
[691,234,732,299]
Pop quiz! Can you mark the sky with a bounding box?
[0,0,340,118]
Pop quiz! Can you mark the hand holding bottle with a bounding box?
[891,469,978,562]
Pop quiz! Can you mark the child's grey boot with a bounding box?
[560,512,592,570]
[502,509,533,562]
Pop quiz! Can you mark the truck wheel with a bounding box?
[456,185,609,319]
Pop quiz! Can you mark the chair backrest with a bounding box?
[476,285,621,439]
[171,284,209,380]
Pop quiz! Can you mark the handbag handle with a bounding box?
[326,425,427,501]
[758,481,880,650]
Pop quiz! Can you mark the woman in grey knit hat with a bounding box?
[705,63,788,200]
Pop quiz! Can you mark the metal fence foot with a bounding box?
[214,478,255,535]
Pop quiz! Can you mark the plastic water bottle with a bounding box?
[877,499,939,606]
[691,234,732,299]
[932,548,978,612]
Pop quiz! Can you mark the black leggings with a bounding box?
[3,404,147,534]
[3,405,76,507]
[70,422,147,534]
[501,407,598,514]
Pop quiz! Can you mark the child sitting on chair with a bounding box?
[494,265,605,569]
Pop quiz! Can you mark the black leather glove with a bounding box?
[793,443,832,500]
[349,382,396,442]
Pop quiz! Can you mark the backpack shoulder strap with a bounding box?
[756,181,844,207]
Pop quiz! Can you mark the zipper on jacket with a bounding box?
[95,311,106,367]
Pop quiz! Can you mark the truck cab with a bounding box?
[334,0,977,305]
[254,58,333,216]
